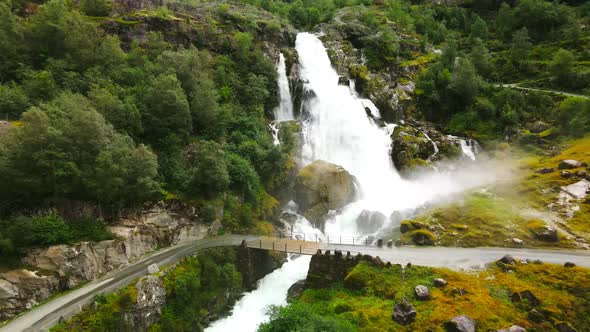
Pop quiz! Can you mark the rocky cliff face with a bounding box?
[0,201,214,321]
[0,270,60,320]
[124,275,167,331]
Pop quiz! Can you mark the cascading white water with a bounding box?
[269,53,295,146]
[206,33,501,332]
[205,255,311,332]
[274,53,294,122]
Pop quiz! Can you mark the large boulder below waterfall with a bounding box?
[294,160,356,229]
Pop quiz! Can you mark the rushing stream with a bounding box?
[206,32,494,331]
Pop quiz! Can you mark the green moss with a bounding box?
[269,262,590,332]
[409,229,436,245]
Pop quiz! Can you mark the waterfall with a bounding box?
[447,135,480,161]
[206,33,498,332]
[421,130,439,161]
[269,53,294,146]
[274,53,294,122]
[205,255,311,332]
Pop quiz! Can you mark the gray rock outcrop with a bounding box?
[0,270,60,321]
[124,275,166,331]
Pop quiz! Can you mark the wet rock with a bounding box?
[356,210,386,234]
[497,325,527,332]
[558,160,582,169]
[414,285,430,300]
[392,300,416,325]
[554,321,578,332]
[294,160,356,229]
[535,167,554,174]
[564,262,576,268]
[338,76,349,86]
[576,170,587,178]
[511,290,541,307]
[287,280,306,302]
[444,315,476,332]
[434,278,447,287]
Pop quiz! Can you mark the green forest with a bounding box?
[0,0,589,330]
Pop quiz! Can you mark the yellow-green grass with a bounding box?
[400,135,590,248]
[296,261,590,332]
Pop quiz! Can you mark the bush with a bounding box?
[11,215,72,246]
[68,218,114,242]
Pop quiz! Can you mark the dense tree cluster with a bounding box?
[0,0,295,254]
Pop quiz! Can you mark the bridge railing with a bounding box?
[254,230,392,247]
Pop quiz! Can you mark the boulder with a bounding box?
[512,238,524,245]
[294,160,356,228]
[531,226,559,242]
[528,121,550,133]
[558,160,582,169]
[392,300,416,325]
[554,322,578,332]
[498,255,517,265]
[497,325,526,332]
[287,280,306,302]
[511,290,540,307]
[414,285,430,300]
[434,278,448,287]
[445,315,476,332]
[356,210,386,234]
[535,167,554,174]
[564,262,576,268]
